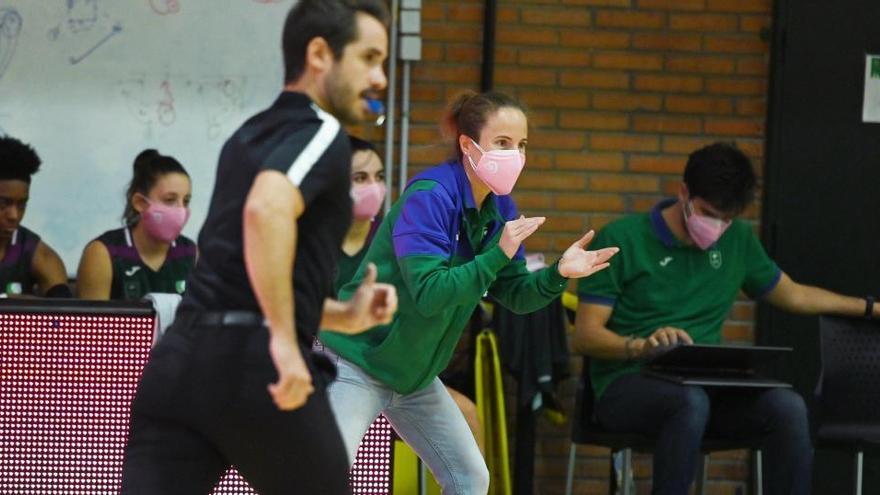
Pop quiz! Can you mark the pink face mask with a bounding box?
[465,138,525,196]
[683,200,731,250]
[140,197,190,243]
[351,182,386,220]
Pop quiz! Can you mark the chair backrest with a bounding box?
[816,315,880,424]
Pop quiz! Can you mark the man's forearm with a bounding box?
[788,284,870,317]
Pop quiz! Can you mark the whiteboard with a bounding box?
[0,0,297,274]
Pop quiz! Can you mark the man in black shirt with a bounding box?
[120,1,393,493]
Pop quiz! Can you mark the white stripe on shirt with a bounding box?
[286,104,341,186]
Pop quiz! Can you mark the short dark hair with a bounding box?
[684,142,757,215]
[349,135,377,154]
[442,90,528,161]
[0,135,41,183]
[123,149,189,225]
[282,0,390,84]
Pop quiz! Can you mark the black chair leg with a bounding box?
[608,450,617,495]
[854,450,864,495]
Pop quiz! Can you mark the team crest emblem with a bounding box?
[709,250,722,269]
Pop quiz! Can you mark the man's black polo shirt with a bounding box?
[181,91,352,344]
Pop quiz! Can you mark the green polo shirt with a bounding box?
[577,198,781,399]
[320,161,568,394]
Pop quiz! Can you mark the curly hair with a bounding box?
[0,135,41,182]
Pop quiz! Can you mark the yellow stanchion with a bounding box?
[475,329,512,495]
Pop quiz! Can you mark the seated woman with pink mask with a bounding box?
[76,149,195,300]
[335,136,386,295]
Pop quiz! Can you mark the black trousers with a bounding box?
[121,313,350,494]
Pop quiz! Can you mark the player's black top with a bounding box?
[181,92,352,344]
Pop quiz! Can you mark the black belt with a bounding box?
[189,311,265,327]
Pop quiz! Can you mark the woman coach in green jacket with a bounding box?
[321,91,618,494]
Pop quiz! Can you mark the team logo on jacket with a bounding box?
[709,250,722,269]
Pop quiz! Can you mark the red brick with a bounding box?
[560,70,631,89]
[444,44,482,64]
[560,111,629,131]
[704,118,763,137]
[594,51,664,71]
[555,193,626,212]
[409,104,445,124]
[707,0,771,14]
[525,109,559,129]
[523,233,554,252]
[730,301,756,321]
[521,7,592,27]
[407,146,447,166]
[409,84,444,102]
[665,95,734,114]
[544,215,590,234]
[421,5,444,22]
[406,126,444,145]
[593,92,663,111]
[632,33,702,51]
[735,98,766,117]
[532,130,587,150]
[633,115,702,134]
[662,135,718,154]
[497,26,560,45]
[520,49,591,67]
[563,0,631,5]
[733,139,765,158]
[560,30,631,49]
[446,4,482,22]
[496,67,558,86]
[562,0,631,5]
[412,65,479,84]
[523,151,554,169]
[590,133,660,152]
[665,54,736,74]
[669,13,737,31]
[517,89,590,108]
[422,23,482,43]
[705,34,768,54]
[556,152,626,171]
[595,10,664,29]
[514,192,554,210]
[420,42,444,62]
[638,0,706,10]
[631,195,666,211]
[498,6,519,22]
[661,177,682,194]
[518,172,588,191]
[722,322,754,342]
[589,174,660,193]
[634,74,703,93]
[737,57,768,76]
[706,77,766,95]
[628,154,687,173]
[501,48,522,65]
[740,14,770,33]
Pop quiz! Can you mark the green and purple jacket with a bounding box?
[320,160,568,394]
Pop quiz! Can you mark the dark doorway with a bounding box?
[761,0,880,491]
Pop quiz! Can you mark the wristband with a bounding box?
[866,296,875,320]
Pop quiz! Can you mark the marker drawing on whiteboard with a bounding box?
[69,22,122,65]
[0,8,22,81]
[149,0,181,16]
[157,80,176,126]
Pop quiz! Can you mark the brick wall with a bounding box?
[379,0,772,493]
